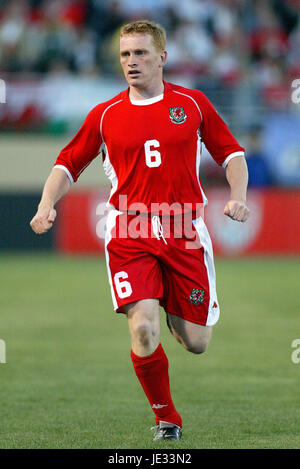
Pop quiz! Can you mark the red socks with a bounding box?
[130,343,182,428]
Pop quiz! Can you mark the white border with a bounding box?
[196,131,208,206]
[100,99,123,138]
[222,151,245,168]
[53,164,74,184]
[192,216,220,326]
[104,209,122,310]
[173,90,203,122]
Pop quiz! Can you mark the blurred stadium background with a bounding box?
[1,0,300,254]
[1,0,300,449]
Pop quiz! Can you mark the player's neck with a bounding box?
[129,81,164,101]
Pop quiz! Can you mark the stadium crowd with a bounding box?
[0,0,299,101]
[0,0,299,186]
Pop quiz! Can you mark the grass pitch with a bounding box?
[0,254,299,449]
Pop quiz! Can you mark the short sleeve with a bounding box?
[198,91,245,167]
[54,104,103,183]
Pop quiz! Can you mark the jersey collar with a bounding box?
[126,81,169,106]
[130,93,164,106]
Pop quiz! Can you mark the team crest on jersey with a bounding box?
[189,288,204,305]
[169,106,187,124]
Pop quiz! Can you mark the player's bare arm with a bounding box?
[30,167,71,234]
[224,156,250,222]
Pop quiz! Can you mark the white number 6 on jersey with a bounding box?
[144,139,161,168]
[114,271,133,299]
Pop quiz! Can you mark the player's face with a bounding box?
[120,33,166,90]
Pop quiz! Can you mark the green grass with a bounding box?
[0,254,299,449]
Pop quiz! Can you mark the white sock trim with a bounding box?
[159,420,180,428]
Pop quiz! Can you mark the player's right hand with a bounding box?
[30,206,57,234]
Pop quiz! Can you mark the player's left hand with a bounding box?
[223,200,250,222]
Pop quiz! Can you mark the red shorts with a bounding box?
[105,210,220,326]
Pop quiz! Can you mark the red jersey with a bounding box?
[54,81,244,214]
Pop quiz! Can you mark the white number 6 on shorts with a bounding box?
[114,271,133,299]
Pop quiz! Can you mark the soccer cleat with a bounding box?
[152,424,182,441]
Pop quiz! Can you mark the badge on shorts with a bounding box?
[189,288,204,305]
[169,106,187,124]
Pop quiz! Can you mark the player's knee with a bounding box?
[132,321,155,347]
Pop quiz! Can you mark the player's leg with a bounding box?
[105,211,181,439]
[125,299,182,435]
[161,214,219,354]
[166,314,212,354]
[126,299,160,355]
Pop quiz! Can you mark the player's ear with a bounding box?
[160,50,167,67]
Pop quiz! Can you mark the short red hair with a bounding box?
[120,20,166,51]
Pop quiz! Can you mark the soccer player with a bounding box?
[30,20,250,441]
